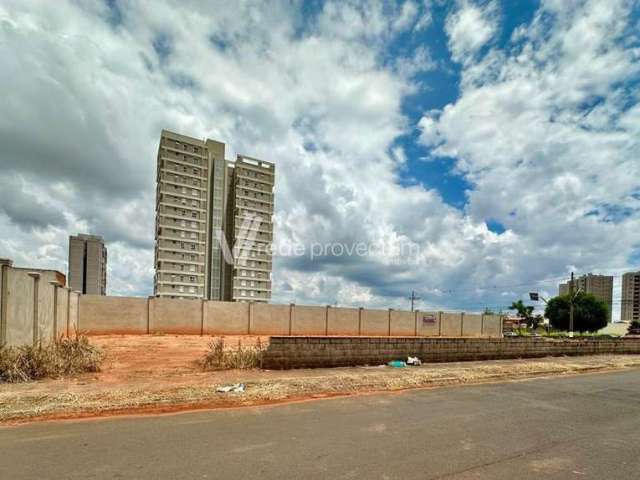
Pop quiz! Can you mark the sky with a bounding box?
[0,0,639,319]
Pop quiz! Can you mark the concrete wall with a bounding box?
[327,307,360,335]
[4,268,35,347]
[263,337,640,369]
[292,305,327,335]
[69,291,80,336]
[441,312,463,336]
[55,287,69,339]
[149,297,203,334]
[250,303,290,335]
[0,265,79,347]
[63,295,504,339]
[78,295,147,335]
[416,311,440,336]
[390,310,415,336]
[361,309,390,336]
[204,301,249,335]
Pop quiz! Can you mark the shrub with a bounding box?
[201,338,265,370]
[0,336,104,383]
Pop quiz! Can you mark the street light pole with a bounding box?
[409,290,421,312]
[569,272,574,338]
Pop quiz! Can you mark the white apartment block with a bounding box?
[154,130,274,302]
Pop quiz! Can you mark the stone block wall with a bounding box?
[262,336,640,369]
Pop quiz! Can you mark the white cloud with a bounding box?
[420,0,640,318]
[445,0,498,63]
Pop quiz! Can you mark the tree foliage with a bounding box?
[509,300,542,329]
[544,293,609,333]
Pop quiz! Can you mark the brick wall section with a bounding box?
[262,337,640,369]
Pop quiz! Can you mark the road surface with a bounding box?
[1,370,639,479]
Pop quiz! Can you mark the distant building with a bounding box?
[559,273,613,322]
[68,234,107,295]
[154,129,275,302]
[621,271,640,322]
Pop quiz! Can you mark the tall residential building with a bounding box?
[68,234,107,295]
[559,273,613,322]
[154,130,274,302]
[621,271,640,322]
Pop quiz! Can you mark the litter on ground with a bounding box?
[216,383,246,393]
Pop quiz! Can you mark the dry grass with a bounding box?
[201,338,265,370]
[0,336,104,383]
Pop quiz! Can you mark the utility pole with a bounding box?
[409,290,421,312]
[569,272,574,338]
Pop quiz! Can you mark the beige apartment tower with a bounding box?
[154,130,274,302]
[621,271,640,322]
[559,273,613,322]
[68,234,107,295]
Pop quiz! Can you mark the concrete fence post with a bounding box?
[325,305,330,336]
[358,307,363,336]
[481,313,485,337]
[0,263,8,346]
[145,297,152,334]
[388,308,392,336]
[414,310,419,337]
[66,288,71,337]
[460,312,465,336]
[200,299,205,336]
[49,281,59,342]
[289,303,294,335]
[438,311,443,336]
[28,272,40,346]
[247,302,252,335]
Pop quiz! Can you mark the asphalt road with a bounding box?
[2,370,640,479]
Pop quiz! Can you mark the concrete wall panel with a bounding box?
[204,301,249,335]
[462,313,483,337]
[416,311,440,337]
[441,312,463,337]
[149,297,202,334]
[37,282,55,344]
[482,315,502,337]
[292,305,327,335]
[361,309,389,336]
[327,307,360,335]
[79,295,147,334]
[390,310,415,336]
[251,303,290,335]
[55,288,69,339]
[5,270,35,347]
[69,292,80,336]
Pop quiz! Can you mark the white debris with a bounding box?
[216,383,246,393]
[407,356,422,366]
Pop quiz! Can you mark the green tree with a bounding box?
[509,300,539,329]
[544,292,609,333]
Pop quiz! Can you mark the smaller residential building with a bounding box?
[559,273,613,322]
[68,234,107,295]
[621,271,640,322]
[0,258,66,286]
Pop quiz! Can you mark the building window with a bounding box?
[190,276,195,282]
[250,291,255,297]
[179,286,184,293]
[189,287,195,293]
[190,244,196,250]
[241,280,246,286]
[241,290,246,296]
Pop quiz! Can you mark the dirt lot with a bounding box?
[2,334,640,425]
